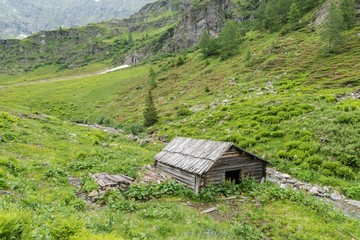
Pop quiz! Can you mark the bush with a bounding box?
[81,176,99,193]
[176,108,192,118]
[0,211,31,239]
[342,186,360,200]
[124,122,144,135]
[125,181,193,200]
[231,222,264,240]
[335,166,355,180]
[141,203,183,220]
[306,155,323,170]
[270,130,285,138]
[50,216,85,240]
[44,167,67,178]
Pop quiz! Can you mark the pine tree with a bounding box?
[148,67,157,89]
[288,2,301,30]
[321,1,345,55]
[199,30,218,57]
[218,20,242,58]
[143,91,158,127]
[340,0,356,29]
[127,31,133,44]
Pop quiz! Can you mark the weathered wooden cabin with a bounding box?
[154,137,269,193]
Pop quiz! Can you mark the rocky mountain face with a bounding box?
[0,0,156,39]
[163,0,239,51]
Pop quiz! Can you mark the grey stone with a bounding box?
[345,199,360,208]
[308,186,319,195]
[330,191,343,201]
[286,179,296,184]
[88,190,99,198]
[282,174,291,179]
[222,99,230,105]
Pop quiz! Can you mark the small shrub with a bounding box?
[306,155,323,170]
[141,203,183,220]
[335,166,355,180]
[44,167,67,178]
[270,130,285,138]
[231,222,264,240]
[176,108,192,118]
[0,211,31,239]
[342,186,360,200]
[50,216,85,240]
[124,122,145,135]
[81,176,99,193]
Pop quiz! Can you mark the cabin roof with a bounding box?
[154,137,268,175]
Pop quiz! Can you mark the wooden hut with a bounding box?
[154,137,269,193]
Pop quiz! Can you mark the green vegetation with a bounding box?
[143,90,158,127]
[149,67,158,89]
[0,0,359,238]
[321,1,345,55]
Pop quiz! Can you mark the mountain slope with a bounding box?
[0,0,156,39]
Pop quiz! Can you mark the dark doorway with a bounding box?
[225,170,241,184]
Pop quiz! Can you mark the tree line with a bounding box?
[199,0,357,58]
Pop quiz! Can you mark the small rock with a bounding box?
[318,188,325,194]
[128,134,139,141]
[222,99,230,105]
[345,199,360,208]
[0,190,11,195]
[286,179,296,184]
[280,178,287,184]
[282,174,291,179]
[308,187,319,195]
[88,190,99,198]
[330,191,343,201]
[305,184,313,191]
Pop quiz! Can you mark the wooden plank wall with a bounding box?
[156,162,196,191]
[205,148,265,184]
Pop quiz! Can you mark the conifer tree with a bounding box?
[321,1,345,55]
[218,20,242,58]
[127,31,133,44]
[148,67,157,89]
[288,2,301,30]
[199,30,218,57]
[340,0,356,29]
[143,90,158,127]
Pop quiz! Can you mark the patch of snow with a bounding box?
[18,34,28,39]
[100,65,130,74]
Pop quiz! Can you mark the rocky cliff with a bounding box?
[163,0,240,51]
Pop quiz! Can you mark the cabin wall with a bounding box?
[205,148,266,185]
[156,162,197,191]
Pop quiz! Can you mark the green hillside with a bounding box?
[0,0,359,238]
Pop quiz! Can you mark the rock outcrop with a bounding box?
[164,0,239,51]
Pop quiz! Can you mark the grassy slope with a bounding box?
[0,107,359,238]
